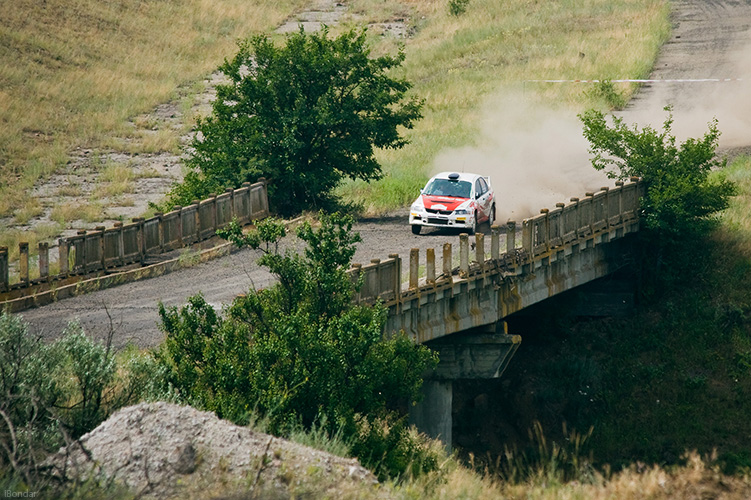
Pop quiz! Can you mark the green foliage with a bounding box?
[169,27,423,216]
[580,107,737,238]
[584,80,627,110]
[55,323,116,437]
[580,107,737,291]
[0,313,167,486]
[157,213,439,478]
[448,0,470,16]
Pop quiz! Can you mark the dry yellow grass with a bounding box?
[338,0,671,212]
[0,0,309,218]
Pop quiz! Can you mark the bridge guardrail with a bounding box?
[0,179,269,294]
[350,178,645,305]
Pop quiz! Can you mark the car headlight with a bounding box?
[454,209,469,215]
[411,203,424,212]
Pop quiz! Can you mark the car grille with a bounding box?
[427,217,449,225]
[426,208,453,215]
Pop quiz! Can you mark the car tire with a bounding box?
[489,205,496,226]
[411,224,421,235]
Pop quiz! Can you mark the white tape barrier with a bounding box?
[527,78,744,83]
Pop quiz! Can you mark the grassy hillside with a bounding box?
[0,0,308,218]
[0,0,669,232]
[338,0,670,211]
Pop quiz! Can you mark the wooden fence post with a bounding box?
[96,226,106,271]
[491,225,500,260]
[209,194,218,233]
[154,212,164,252]
[38,242,49,280]
[426,248,435,285]
[227,188,235,220]
[192,200,201,243]
[459,233,469,277]
[58,239,69,277]
[133,218,145,265]
[0,246,8,291]
[409,248,419,289]
[173,206,183,247]
[258,177,268,214]
[540,208,550,254]
[388,253,401,300]
[506,220,516,253]
[114,222,124,267]
[442,243,452,278]
[19,242,29,284]
[475,233,485,268]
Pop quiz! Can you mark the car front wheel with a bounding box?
[411,224,421,235]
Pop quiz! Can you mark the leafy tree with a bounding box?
[169,28,423,216]
[157,214,439,478]
[579,108,737,291]
[579,107,736,237]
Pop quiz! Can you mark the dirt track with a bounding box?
[19,0,751,348]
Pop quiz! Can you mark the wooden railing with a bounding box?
[0,179,269,292]
[350,178,644,304]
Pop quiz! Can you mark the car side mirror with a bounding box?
[420,189,425,194]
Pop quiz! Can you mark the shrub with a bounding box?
[157,214,440,478]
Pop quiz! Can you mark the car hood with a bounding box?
[421,195,470,211]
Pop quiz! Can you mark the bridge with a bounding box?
[349,177,644,446]
[0,173,644,448]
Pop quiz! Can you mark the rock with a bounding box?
[46,402,378,499]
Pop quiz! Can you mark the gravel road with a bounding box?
[18,0,751,348]
[19,211,476,348]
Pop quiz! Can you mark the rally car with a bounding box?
[409,172,495,235]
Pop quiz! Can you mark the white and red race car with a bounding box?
[409,171,495,235]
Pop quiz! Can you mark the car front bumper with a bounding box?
[409,211,475,230]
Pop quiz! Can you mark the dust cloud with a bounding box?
[432,43,751,223]
[432,94,611,223]
[620,42,751,154]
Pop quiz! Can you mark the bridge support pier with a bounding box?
[410,330,521,449]
[409,380,453,446]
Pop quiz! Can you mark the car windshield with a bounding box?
[423,179,472,198]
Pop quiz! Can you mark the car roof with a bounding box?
[431,171,484,183]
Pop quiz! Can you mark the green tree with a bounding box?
[579,107,736,237]
[157,214,439,478]
[580,108,737,291]
[170,27,423,216]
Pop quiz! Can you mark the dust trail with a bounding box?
[432,42,751,223]
[620,42,751,154]
[432,94,610,223]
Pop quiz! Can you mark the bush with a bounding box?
[580,107,736,238]
[0,313,166,489]
[448,0,470,16]
[157,213,440,478]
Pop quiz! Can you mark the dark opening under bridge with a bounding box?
[350,178,645,447]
